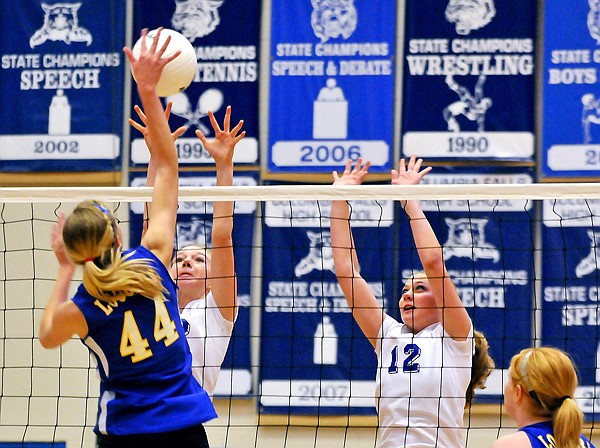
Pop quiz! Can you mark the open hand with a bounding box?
[129,102,187,147]
[123,28,180,91]
[391,154,432,186]
[196,105,245,167]
[332,158,370,186]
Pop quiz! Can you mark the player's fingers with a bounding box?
[207,110,221,134]
[223,105,231,132]
[231,119,244,137]
[234,130,246,144]
[139,28,149,52]
[343,158,353,173]
[414,157,423,171]
[419,166,433,178]
[173,126,187,140]
[133,104,147,123]
[352,157,363,173]
[151,28,164,53]
[195,129,208,145]
[399,158,406,172]
[128,118,145,133]
[123,46,136,64]
[163,49,181,66]
[407,154,417,170]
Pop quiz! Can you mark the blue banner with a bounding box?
[131,0,260,167]
[402,0,536,161]
[397,167,535,401]
[542,200,600,419]
[267,1,395,173]
[0,0,125,171]
[542,1,600,178]
[129,171,258,397]
[259,190,395,414]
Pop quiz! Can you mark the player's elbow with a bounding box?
[420,250,445,272]
[39,331,60,349]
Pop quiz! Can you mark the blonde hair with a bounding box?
[63,200,166,303]
[466,329,495,405]
[509,347,582,448]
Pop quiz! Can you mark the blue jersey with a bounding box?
[520,421,595,448]
[71,245,217,435]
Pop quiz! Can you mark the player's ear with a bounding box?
[115,232,123,248]
[514,384,525,401]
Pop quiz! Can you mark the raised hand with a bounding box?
[332,158,370,186]
[51,214,74,268]
[391,154,432,186]
[195,105,245,168]
[129,102,187,146]
[123,28,180,91]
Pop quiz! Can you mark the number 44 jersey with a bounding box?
[71,245,216,436]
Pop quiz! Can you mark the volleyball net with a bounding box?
[1,182,600,447]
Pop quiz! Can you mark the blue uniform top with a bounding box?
[520,421,595,448]
[71,245,217,435]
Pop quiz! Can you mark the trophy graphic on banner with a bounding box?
[313,78,348,139]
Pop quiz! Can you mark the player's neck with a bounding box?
[178,286,208,310]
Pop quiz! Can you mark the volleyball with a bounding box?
[132,28,197,97]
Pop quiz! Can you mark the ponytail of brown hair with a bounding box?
[466,330,495,406]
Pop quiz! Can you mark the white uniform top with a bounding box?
[180,291,235,397]
[375,315,474,448]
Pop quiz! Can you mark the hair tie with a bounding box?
[521,351,534,392]
[94,203,111,216]
[560,395,571,404]
[84,257,95,263]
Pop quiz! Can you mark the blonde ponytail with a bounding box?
[510,347,582,448]
[64,200,166,303]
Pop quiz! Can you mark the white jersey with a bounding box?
[375,315,474,448]
[180,291,235,397]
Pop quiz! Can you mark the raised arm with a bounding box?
[128,102,186,239]
[330,159,383,348]
[393,155,471,340]
[124,28,181,267]
[196,106,245,322]
[39,214,87,348]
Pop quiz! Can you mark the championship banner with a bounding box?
[402,1,536,161]
[0,0,125,171]
[260,191,395,414]
[129,172,258,397]
[131,0,260,167]
[397,168,535,400]
[542,1,600,178]
[268,1,396,173]
[542,200,600,418]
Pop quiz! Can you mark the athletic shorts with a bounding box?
[96,423,209,448]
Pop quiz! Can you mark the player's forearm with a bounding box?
[331,201,360,276]
[138,89,177,169]
[213,164,234,241]
[408,207,444,269]
[40,265,74,344]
